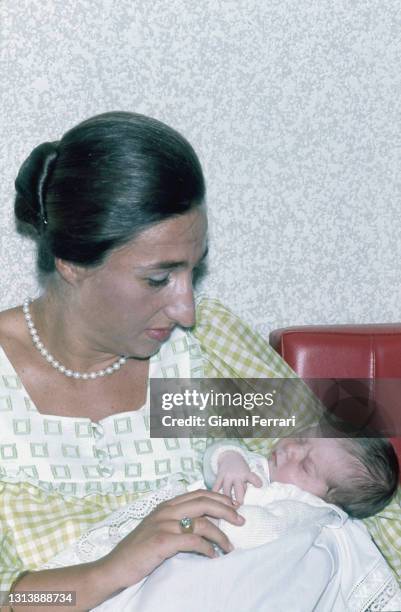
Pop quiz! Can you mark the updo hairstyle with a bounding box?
[14,111,205,274]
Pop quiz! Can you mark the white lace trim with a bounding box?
[42,480,187,568]
[348,562,401,611]
[365,577,401,611]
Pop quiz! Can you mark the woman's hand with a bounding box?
[11,490,241,612]
[101,489,245,590]
[212,451,263,504]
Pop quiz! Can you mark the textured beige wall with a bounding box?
[1,0,400,334]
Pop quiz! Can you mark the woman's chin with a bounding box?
[125,341,163,360]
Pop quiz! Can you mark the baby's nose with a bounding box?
[286,441,306,460]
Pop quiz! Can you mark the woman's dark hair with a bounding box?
[15,111,206,274]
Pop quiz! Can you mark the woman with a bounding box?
[1,112,398,610]
[1,111,292,609]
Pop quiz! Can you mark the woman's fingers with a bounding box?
[165,488,235,508]
[162,518,233,554]
[105,491,244,586]
[160,496,245,526]
[163,532,217,559]
[189,516,233,553]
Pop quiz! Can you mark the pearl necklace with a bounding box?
[23,298,127,380]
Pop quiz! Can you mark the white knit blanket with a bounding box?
[217,480,346,549]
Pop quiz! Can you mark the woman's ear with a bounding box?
[54,258,93,285]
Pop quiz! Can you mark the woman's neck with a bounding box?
[30,284,122,373]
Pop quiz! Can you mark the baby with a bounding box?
[204,431,399,519]
[45,427,399,568]
[202,429,399,550]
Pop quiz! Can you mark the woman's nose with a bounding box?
[164,281,196,328]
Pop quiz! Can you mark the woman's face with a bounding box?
[74,206,208,358]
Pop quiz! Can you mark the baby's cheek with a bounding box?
[271,467,294,485]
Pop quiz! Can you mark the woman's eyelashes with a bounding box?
[145,261,208,289]
[146,274,171,288]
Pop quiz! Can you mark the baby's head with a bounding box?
[268,433,399,518]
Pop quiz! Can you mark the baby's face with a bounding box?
[268,437,351,499]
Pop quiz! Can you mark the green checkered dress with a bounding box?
[0,297,399,591]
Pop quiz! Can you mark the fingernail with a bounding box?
[228,542,234,552]
[232,499,239,506]
[237,514,245,524]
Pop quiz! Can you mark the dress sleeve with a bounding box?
[193,296,296,379]
[363,488,401,586]
[0,484,26,598]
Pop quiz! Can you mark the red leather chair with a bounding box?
[269,324,401,481]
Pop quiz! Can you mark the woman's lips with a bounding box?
[145,328,173,342]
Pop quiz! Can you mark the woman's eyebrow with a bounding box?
[142,246,209,271]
